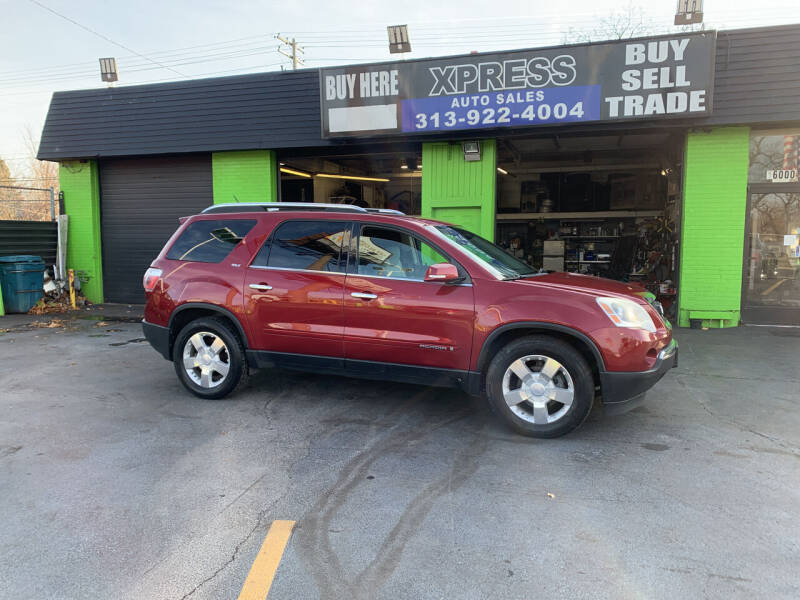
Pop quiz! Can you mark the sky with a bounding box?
[2,0,800,175]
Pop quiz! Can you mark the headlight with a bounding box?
[596,297,656,333]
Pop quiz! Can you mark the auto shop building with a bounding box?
[37,24,800,326]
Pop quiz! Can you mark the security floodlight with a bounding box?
[675,0,703,25]
[462,141,481,162]
[387,25,411,54]
[99,57,118,83]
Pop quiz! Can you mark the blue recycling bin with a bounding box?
[0,255,46,313]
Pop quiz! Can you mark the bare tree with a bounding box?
[0,158,25,220]
[563,1,656,44]
[0,127,59,221]
[22,124,59,193]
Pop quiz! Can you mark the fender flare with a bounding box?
[168,303,250,350]
[477,322,606,373]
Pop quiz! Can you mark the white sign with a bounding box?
[766,169,798,182]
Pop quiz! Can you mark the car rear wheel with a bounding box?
[486,335,594,438]
[172,317,248,399]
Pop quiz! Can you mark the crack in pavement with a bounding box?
[295,390,488,600]
[177,498,278,600]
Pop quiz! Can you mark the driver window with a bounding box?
[356,226,446,280]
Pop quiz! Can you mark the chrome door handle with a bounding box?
[249,284,273,291]
[351,292,377,299]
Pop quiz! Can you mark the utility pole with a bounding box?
[276,34,304,70]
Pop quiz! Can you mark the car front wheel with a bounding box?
[486,335,594,438]
[172,317,248,399]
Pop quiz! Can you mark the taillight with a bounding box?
[143,267,162,292]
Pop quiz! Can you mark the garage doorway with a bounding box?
[99,155,212,303]
[494,131,685,321]
[278,148,422,215]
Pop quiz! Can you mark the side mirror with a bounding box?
[424,262,461,283]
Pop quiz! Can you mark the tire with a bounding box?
[172,317,248,399]
[486,335,594,438]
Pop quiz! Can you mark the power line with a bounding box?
[5,5,798,80]
[0,33,274,78]
[3,6,798,86]
[0,8,798,94]
[26,0,187,77]
[0,44,281,86]
[0,60,284,99]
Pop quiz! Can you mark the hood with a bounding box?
[519,272,649,301]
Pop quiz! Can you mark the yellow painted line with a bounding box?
[761,278,787,296]
[237,519,295,600]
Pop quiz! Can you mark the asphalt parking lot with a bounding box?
[1,311,799,599]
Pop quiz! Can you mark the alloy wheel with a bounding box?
[501,354,575,425]
[182,331,230,388]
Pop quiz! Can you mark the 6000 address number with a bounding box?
[414,102,586,129]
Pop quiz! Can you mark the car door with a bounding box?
[243,219,351,359]
[342,223,475,371]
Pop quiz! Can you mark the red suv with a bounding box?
[142,203,676,438]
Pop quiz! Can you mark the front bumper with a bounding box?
[599,339,678,415]
[142,320,171,360]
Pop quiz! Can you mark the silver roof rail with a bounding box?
[364,208,406,216]
[201,202,405,216]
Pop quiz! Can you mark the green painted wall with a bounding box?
[421,140,496,241]
[678,127,750,328]
[59,160,103,303]
[212,150,277,204]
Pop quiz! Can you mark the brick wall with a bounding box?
[59,160,103,303]
[211,150,277,204]
[678,128,750,328]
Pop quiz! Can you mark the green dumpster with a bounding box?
[0,255,46,314]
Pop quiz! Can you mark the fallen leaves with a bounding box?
[29,319,65,329]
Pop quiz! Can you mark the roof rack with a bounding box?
[201,202,405,216]
[364,208,406,216]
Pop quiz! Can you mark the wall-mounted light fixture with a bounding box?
[462,141,481,162]
[675,0,703,25]
[497,167,508,175]
[280,167,312,178]
[99,57,118,83]
[387,25,411,54]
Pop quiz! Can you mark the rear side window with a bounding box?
[166,219,256,263]
[254,220,349,272]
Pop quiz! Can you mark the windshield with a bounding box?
[434,225,539,279]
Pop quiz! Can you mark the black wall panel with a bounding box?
[99,156,212,303]
[0,221,58,265]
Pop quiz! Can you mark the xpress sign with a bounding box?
[319,32,716,138]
